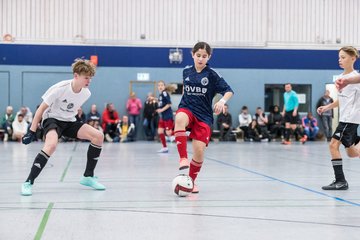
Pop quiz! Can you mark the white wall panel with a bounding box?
[0,0,359,48]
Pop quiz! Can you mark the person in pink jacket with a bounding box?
[126,92,142,140]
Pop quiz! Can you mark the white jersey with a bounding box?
[42,79,91,122]
[338,70,360,124]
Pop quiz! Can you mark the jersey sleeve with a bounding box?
[292,92,299,108]
[212,70,234,96]
[42,85,61,106]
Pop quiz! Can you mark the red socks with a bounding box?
[175,130,187,159]
[189,159,203,182]
[159,133,167,147]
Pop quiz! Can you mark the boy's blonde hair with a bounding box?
[72,58,96,77]
[339,46,359,59]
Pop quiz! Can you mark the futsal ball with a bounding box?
[172,174,194,197]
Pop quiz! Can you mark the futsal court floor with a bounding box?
[1,140,360,240]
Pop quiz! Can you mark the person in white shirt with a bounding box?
[15,106,33,124]
[317,46,360,191]
[20,58,105,196]
[11,114,28,142]
[238,106,252,141]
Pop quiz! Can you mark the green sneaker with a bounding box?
[21,181,32,196]
[80,176,106,190]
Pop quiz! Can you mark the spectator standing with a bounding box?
[143,92,158,141]
[316,90,334,141]
[126,92,142,139]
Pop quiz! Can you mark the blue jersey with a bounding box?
[158,90,173,120]
[178,65,233,126]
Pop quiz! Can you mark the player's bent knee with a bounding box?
[44,142,57,154]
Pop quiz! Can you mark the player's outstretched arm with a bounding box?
[214,91,233,115]
[336,75,360,91]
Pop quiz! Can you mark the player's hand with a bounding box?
[335,78,349,91]
[213,100,225,115]
[22,130,36,145]
[317,106,326,115]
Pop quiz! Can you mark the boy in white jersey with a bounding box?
[317,46,360,190]
[21,58,105,196]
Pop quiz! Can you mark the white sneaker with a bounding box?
[105,133,113,142]
[3,133,8,142]
[157,147,169,153]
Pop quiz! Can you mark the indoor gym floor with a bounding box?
[1,141,360,240]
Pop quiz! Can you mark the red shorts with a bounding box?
[176,108,211,146]
[158,119,174,131]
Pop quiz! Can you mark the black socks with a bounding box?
[332,158,345,182]
[26,150,50,184]
[84,143,102,177]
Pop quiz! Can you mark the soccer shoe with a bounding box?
[21,181,32,196]
[300,135,308,144]
[281,140,291,145]
[322,180,348,190]
[157,147,169,153]
[192,184,199,194]
[80,176,106,190]
[105,134,113,142]
[179,158,190,170]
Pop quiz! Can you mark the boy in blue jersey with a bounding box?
[156,80,175,153]
[174,42,234,193]
[281,83,307,144]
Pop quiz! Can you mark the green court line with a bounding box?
[72,142,78,151]
[60,156,72,182]
[34,202,54,240]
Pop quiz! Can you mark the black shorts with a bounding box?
[42,118,84,139]
[284,110,299,124]
[332,122,359,148]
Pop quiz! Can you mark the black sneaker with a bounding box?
[322,180,349,190]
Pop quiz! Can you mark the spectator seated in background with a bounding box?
[254,107,271,141]
[302,112,319,141]
[118,115,135,142]
[15,106,33,125]
[75,107,86,123]
[102,103,120,142]
[0,106,15,142]
[238,105,252,141]
[216,104,233,141]
[11,114,28,142]
[248,119,261,142]
[86,104,101,130]
[268,105,284,139]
